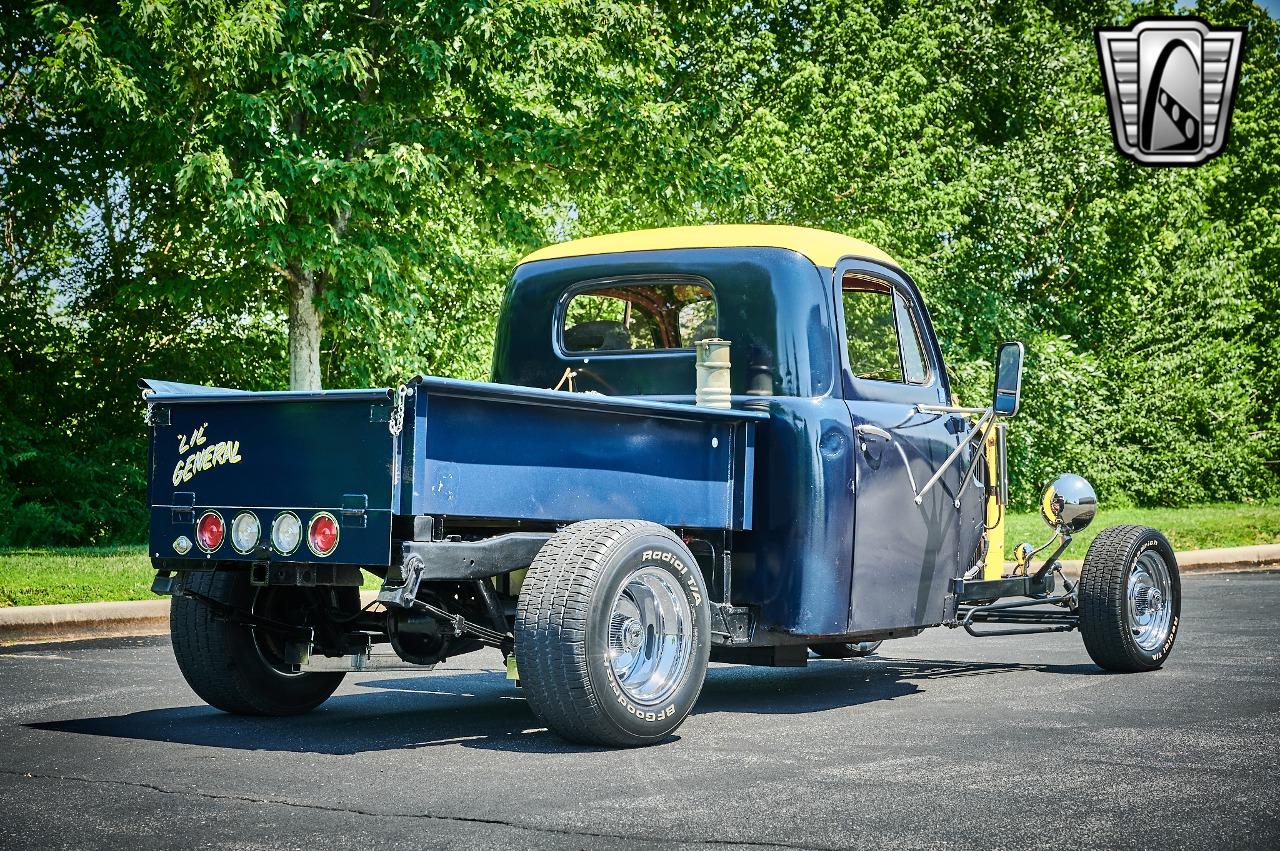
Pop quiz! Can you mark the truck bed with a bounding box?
[144,377,764,569]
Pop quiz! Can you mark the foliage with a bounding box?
[22,0,734,388]
[1,0,1276,545]
[640,0,1280,508]
[0,273,288,545]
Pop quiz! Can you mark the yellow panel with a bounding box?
[983,424,1006,580]
[518,224,901,270]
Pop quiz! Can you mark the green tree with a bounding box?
[615,0,1280,507]
[32,0,726,389]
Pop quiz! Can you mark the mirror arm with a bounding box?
[952,418,995,507]
[913,408,993,505]
[915,403,988,415]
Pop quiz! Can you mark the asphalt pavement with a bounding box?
[2,572,1277,850]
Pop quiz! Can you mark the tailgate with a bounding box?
[143,380,400,566]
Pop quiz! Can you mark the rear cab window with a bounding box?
[562,279,717,353]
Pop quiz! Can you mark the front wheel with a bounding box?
[515,520,710,747]
[1078,525,1180,672]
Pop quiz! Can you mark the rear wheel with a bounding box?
[171,569,358,715]
[1079,525,1180,672]
[810,641,883,659]
[515,520,710,747]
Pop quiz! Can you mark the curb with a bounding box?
[0,591,382,646]
[3,548,1279,645]
[0,599,170,645]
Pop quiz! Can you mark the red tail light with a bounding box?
[308,512,339,557]
[196,511,225,552]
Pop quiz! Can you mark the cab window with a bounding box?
[562,280,717,353]
[841,276,930,385]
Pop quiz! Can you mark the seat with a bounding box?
[564,320,632,352]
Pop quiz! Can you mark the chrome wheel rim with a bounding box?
[1127,550,1174,652]
[606,565,693,706]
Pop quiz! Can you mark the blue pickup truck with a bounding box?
[143,225,1181,746]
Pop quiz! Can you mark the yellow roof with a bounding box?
[518,224,900,269]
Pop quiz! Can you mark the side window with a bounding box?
[893,292,930,384]
[841,276,930,385]
[562,280,717,353]
[841,282,902,381]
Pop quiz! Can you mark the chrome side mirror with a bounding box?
[1040,474,1098,533]
[993,341,1025,417]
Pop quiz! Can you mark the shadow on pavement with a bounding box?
[1,635,170,654]
[27,656,1095,755]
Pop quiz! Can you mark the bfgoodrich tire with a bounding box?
[1078,525,1180,672]
[171,569,357,715]
[515,520,711,747]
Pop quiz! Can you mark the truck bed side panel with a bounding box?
[402,378,758,531]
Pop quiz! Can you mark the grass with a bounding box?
[1003,501,1280,561]
[0,546,155,607]
[2,502,1277,606]
[0,547,384,608]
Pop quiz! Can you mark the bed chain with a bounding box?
[388,383,409,436]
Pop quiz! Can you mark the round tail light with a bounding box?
[195,511,225,553]
[308,512,340,557]
[230,511,261,554]
[271,511,302,556]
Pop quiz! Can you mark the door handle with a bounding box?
[854,423,928,504]
[854,424,892,442]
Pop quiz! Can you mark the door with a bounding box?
[834,262,965,632]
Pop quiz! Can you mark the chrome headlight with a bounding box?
[1041,474,1098,533]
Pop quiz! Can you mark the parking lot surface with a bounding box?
[2,572,1277,850]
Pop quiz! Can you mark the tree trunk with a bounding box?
[287,266,323,390]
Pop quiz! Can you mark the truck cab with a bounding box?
[144,225,1182,747]
[497,225,982,641]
